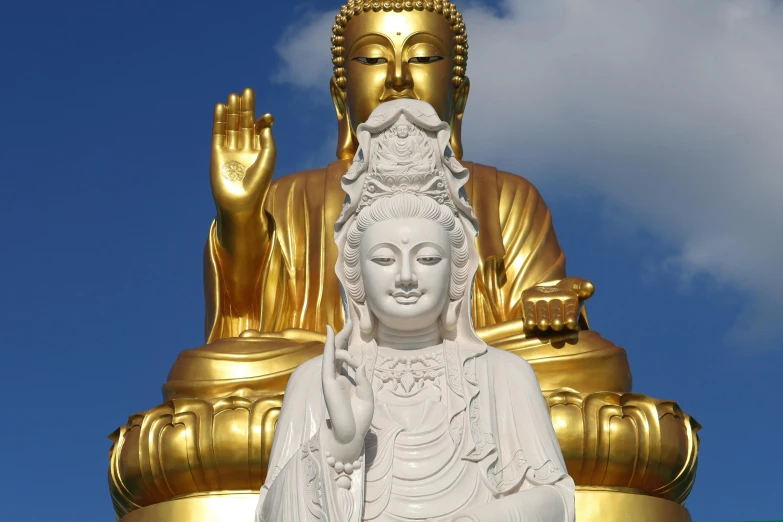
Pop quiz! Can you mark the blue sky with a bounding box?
[0,1,781,521]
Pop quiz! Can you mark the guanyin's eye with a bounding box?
[371,257,395,266]
[354,57,388,65]
[417,256,443,265]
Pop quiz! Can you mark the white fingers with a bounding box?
[354,365,373,402]
[335,318,353,349]
[323,325,336,383]
[335,351,359,369]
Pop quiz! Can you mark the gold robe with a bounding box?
[200,161,631,394]
[205,160,565,340]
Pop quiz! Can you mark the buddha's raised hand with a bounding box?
[321,320,374,466]
[522,277,595,333]
[210,88,275,221]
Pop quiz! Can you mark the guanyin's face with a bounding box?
[360,218,451,331]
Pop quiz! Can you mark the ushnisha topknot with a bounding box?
[331,1,468,89]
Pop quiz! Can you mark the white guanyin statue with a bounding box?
[255,99,575,522]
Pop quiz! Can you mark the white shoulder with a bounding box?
[484,345,546,392]
[485,345,536,375]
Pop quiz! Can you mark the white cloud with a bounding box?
[273,10,335,87]
[274,0,783,347]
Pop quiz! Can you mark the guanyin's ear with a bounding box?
[441,299,462,332]
[355,301,375,335]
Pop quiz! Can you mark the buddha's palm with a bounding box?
[210,88,276,221]
[321,320,374,464]
[522,276,595,332]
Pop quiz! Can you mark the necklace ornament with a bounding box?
[374,348,446,395]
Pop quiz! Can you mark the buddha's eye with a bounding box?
[409,56,443,64]
[417,256,443,265]
[354,57,388,65]
[371,257,395,266]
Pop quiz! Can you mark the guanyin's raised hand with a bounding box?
[320,319,374,468]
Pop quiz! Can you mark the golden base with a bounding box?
[576,487,692,522]
[119,493,258,522]
[119,488,691,522]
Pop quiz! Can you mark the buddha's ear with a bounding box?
[331,77,356,161]
[354,301,375,335]
[441,299,462,332]
[449,76,470,161]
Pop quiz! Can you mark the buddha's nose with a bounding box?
[386,59,413,92]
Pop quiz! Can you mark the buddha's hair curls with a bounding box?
[342,193,470,304]
[331,1,468,89]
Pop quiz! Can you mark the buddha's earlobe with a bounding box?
[331,77,357,161]
[449,76,470,161]
[355,301,375,335]
[441,300,462,332]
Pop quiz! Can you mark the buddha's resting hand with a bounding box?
[210,88,276,237]
[320,320,374,465]
[522,277,595,333]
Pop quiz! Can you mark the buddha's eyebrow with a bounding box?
[346,33,394,57]
[404,31,447,51]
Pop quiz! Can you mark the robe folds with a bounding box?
[204,161,567,342]
[255,342,575,522]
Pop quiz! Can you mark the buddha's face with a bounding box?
[360,218,452,331]
[395,124,410,139]
[342,10,456,131]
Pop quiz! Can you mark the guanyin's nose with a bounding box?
[395,257,418,285]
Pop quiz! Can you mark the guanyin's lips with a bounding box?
[392,291,421,304]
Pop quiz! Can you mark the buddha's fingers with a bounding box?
[239,88,255,151]
[549,299,564,331]
[255,113,275,151]
[212,103,226,149]
[248,113,276,195]
[225,93,240,150]
[536,300,550,331]
[572,278,595,300]
[524,301,538,331]
[564,298,579,330]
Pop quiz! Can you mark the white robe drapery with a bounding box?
[255,341,575,522]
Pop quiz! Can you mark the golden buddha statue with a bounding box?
[108,2,700,522]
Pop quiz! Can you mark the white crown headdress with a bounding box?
[357,114,456,214]
[335,99,478,237]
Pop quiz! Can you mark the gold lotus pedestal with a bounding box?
[108,328,699,522]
